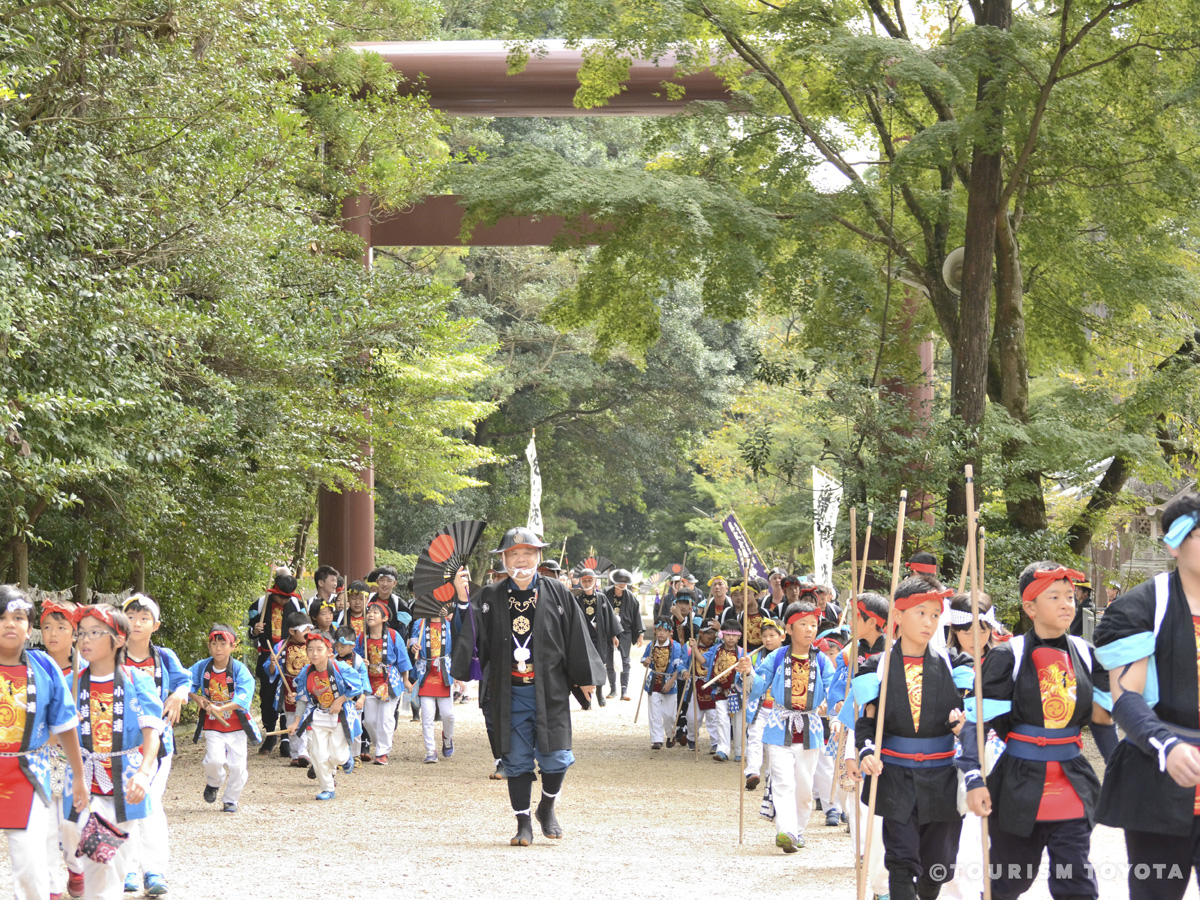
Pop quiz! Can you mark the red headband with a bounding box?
[208,627,237,644]
[305,632,333,649]
[786,609,820,626]
[858,600,886,628]
[894,589,952,612]
[79,605,126,638]
[797,585,819,597]
[1021,567,1086,603]
[367,600,390,615]
[40,602,77,628]
[906,561,938,575]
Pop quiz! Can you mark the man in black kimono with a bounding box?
[606,569,644,700]
[451,527,605,847]
[575,568,619,706]
[1094,492,1200,900]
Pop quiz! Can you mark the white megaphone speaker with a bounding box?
[943,246,965,296]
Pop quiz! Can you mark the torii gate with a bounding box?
[319,41,732,580]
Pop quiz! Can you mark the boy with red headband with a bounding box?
[1093,492,1200,900]
[287,632,363,800]
[845,577,974,900]
[740,601,836,853]
[66,604,164,900]
[36,598,86,899]
[0,588,86,900]
[704,622,745,762]
[120,594,192,896]
[188,624,261,813]
[355,600,412,765]
[958,561,1113,900]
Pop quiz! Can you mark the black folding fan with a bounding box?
[412,520,486,619]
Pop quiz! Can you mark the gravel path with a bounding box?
[3,656,1137,898]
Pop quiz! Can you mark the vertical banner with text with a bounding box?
[526,431,544,537]
[812,467,842,586]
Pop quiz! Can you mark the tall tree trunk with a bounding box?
[947,0,1012,549]
[994,212,1047,532]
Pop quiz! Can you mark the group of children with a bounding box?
[640,553,1126,900]
[0,567,463,900]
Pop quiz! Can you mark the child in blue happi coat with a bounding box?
[288,632,363,800]
[642,618,689,749]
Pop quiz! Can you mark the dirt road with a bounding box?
[3,657,1134,899]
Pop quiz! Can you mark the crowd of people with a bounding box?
[5,493,1200,900]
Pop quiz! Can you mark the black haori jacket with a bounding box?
[576,590,619,654]
[959,633,1104,837]
[606,585,644,641]
[1094,571,1200,834]
[451,576,605,759]
[855,643,972,824]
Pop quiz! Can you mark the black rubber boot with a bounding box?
[888,868,919,900]
[510,813,534,846]
[258,735,277,756]
[535,794,563,838]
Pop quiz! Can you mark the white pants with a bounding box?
[307,715,349,794]
[722,700,745,758]
[648,692,676,744]
[703,705,730,754]
[814,745,840,814]
[203,731,248,803]
[419,695,455,755]
[363,695,399,758]
[284,702,307,759]
[77,795,134,900]
[846,799,889,897]
[125,753,171,877]
[744,716,766,776]
[943,811,985,900]
[47,790,83,893]
[767,743,820,840]
[5,792,51,900]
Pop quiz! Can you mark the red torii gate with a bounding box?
[320,41,731,580]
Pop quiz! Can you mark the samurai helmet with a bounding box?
[490,527,550,554]
[610,568,634,585]
[538,558,562,573]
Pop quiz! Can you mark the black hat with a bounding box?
[491,558,508,574]
[490,527,550,554]
[577,567,597,578]
[610,568,634,585]
[539,559,562,573]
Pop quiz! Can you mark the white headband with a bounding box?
[948,607,999,628]
[7,598,33,613]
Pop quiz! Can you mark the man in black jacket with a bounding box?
[575,568,619,706]
[606,569,644,700]
[451,527,605,846]
[246,568,304,755]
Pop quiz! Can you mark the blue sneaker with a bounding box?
[342,756,354,774]
[315,790,335,800]
[714,751,729,761]
[144,873,168,896]
[442,737,454,758]
[124,872,139,893]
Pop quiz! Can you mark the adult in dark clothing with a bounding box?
[606,569,644,700]
[575,568,620,706]
[247,568,304,755]
[450,527,605,846]
[1069,581,1094,637]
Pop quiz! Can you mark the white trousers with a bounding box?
[703,705,730,754]
[720,699,745,757]
[203,731,248,803]
[743,716,766,776]
[307,716,349,794]
[125,753,171,877]
[814,745,841,813]
[5,792,51,900]
[419,695,455,755]
[78,795,134,900]
[846,799,889,897]
[767,743,820,840]
[284,702,307,759]
[363,695,399,758]
[648,692,676,744]
[943,811,985,900]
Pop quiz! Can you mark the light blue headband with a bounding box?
[1163,511,1200,549]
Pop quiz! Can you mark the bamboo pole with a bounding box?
[860,490,908,887]
[857,511,874,595]
[965,466,992,900]
[978,525,986,595]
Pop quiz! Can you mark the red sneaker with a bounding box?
[373,755,388,766]
[68,872,85,898]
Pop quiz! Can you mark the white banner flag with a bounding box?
[526,431,544,537]
[812,467,842,587]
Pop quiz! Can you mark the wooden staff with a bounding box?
[860,490,908,887]
[965,466,992,900]
[702,659,740,690]
[735,567,749,842]
[849,507,865,900]
[978,525,986,595]
[693,638,701,762]
[633,661,648,724]
[858,511,874,595]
